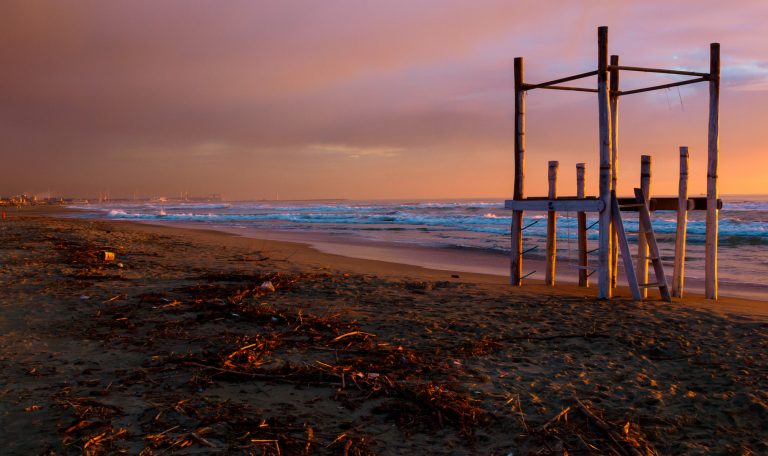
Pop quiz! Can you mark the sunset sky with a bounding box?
[1,1,767,200]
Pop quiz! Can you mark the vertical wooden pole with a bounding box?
[545,161,559,286]
[637,155,652,297]
[511,57,526,286]
[577,163,589,287]
[672,147,689,298]
[706,43,720,300]
[597,26,613,299]
[609,55,620,290]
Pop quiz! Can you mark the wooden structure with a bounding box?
[506,26,722,300]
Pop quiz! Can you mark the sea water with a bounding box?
[69,195,768,298]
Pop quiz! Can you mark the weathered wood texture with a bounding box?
[706,43,720,300]
[597,26,613,299]
[608,65,709,78]
[511,57,525,286]
[637,155,651,298]
[635,188,672,302]
[616,196,720,212]
[611,190,641,300]
[529,86,598,93]
[545,161,559,286]
[672,147,690,298]
[522,70,598,90]
[619,77,708,96]
[609,55,620,289]
[504,199,604,212]
[577,164,588,287]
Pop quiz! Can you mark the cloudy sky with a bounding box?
[1,1,767,200]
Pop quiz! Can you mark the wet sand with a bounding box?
[0,208,766,454]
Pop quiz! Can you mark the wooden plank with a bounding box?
[689,197,722,211]
[526,196,599,201]
[611,190,642,300]
[637,155,651,298]
[706,43,720,300]
[504,199,604,212]
[635,188,672,302]
[610,55,620,290]
[609,65,709,78]
[511,57,525,286]
[577,163,589,287]
[672,147,689,298]
[530,85,598,93]
[619,77,708,96]
[523,70,598,90]
[616,196,719,211]
[597,26,613,299]
[545,161,558,286]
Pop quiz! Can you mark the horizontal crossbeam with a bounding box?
[616,196,723,211]
[522,70,598,90]
[532,85,598,93]
[504,198,604,212]
[506,196,722,213]
[609,65,709,78]
[619,76,708,96]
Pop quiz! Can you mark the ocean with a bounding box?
[69,195,768,300]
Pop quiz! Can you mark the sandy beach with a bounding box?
[1,208,766,454]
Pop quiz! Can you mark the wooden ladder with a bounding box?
[611,188,672,302]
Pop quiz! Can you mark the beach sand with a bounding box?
[0,208,766,454]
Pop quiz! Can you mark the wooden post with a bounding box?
[672,147,689,298]
[511,57,526,286]
[597,26,613,299]
[706,43,720,300]
[612,190,642,301]
[609,54,620,289]
[637,155,651,297]
[577,163,589,287]
[545,161,558,286]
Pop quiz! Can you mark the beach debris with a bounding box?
[259,280,276,292]
[8,217,761,455]
[98,251,116,262]
[102,294,126,303]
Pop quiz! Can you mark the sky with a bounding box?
[1,1,767,200]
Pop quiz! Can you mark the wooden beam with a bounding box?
[577,163,589,287]
[611,190,642,300]
[706,43,720,300]
[619,77,708,96]
[687,197,722,211]
[609,65,709,78]
[597,26,613,299]
[610,55,620,290]
[635,188,672,302]
[511,57,525,286]
[504,199,604,212]
[637,155,652,299]
[615,196,719,211]
[545,161,558,286]
[672,147,689,298]
[523,70,598,90]
[525,196,599,201]
[527,85,598,93]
